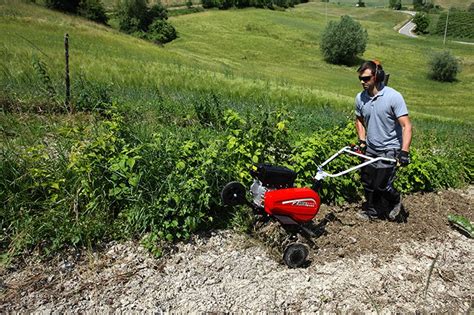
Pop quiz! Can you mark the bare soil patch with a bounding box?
[310,189,472,264]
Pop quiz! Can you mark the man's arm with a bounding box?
[398,115,412,152]
[355,116,366,141]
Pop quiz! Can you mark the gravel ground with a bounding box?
[1,189,473,312]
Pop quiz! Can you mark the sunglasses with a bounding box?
[359,75,373,82]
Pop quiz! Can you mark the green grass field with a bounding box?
[1,1,473,121]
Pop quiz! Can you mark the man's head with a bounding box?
[357,60,384,91]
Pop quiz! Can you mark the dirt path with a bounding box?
[1,189,472,312]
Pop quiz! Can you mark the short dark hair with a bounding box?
[357,60,382,75]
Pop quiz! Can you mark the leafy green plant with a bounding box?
[74,77,113,113]
[1,92,470,262]
[193,93,224,128]
[32,56,57,102]
[448,214,473,238]
[320,15,368,65]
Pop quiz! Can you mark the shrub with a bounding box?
[428,50,461,82]
[147,19,177,44]
[469,3,474,12]
[389,0,401,10]
[219,0,235,9]
[116,0,172,43]
[146,2,168,22]
[320,15,368,65]
[202,0,221,8]
[45,0,80,13]
[413,12,430,34]
[274,0,290,8]
[412,0,422,10]
[235,0,250,8]
[78,0,108,24]
[117,0,149,33]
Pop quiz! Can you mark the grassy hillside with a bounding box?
[1,1,473,121]
[433,0,471,10]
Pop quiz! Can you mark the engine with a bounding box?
[249,163,297,207]
[250,179,269,207]
[249,163,320,223]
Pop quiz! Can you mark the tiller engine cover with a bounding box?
[264,188,321,223]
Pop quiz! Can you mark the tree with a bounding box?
[147,19,177,43]
[45,0,81,13]
[428,50,461,82]
[117,0,149,33]
[413,0,423,10]
[78,0,108,24]
[320,15,368,65]
[116,0,168,33]
[412,12,430,34]
[389,0,401,10]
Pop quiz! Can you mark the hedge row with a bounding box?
[1,96,469,259]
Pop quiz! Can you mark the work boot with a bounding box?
[357,210,379,221]
[388,197,402,221]
[359,190,379,220]
[358,202,379,221]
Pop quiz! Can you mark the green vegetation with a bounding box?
[413,12,429,34]
[428,50,461,82]
[1,1,473,261]
[168,6,204,16]
[201,0,308,10]
[433,0,470,10]
[320,15,367,65]
[44,0,108,24]
[78,0,109,24]
[432,11,474,40]
[389,0,401,10]
[45,0,81,12]
[448,214,474,238]
[115,0,177,43]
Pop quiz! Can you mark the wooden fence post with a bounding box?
[65,33,71,112]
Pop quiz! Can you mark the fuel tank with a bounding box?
[264,188,321,223]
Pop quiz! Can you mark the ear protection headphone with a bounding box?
[372,60,385,84]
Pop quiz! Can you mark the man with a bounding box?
[354,60,412,221]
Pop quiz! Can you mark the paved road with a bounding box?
[397,10,473,45]
[398,11,417,38]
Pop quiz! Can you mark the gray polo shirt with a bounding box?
[355,85,408,151]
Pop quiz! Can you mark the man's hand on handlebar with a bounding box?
[350,139,367,155]
[358,139,367,154]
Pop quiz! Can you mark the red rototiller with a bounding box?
[221,146,396,268]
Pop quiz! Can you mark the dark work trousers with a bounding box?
[360,147,401,217]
